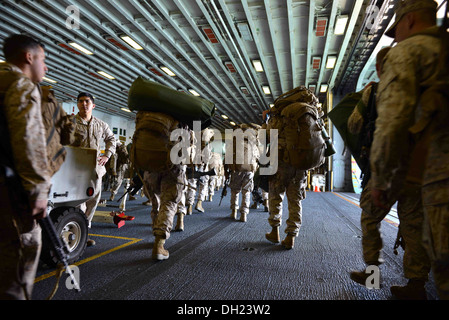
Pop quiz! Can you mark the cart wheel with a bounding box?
[41,207,88,267]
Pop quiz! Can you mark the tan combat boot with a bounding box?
[187,204,193,215]
[195,200,204,212]
[265,227,280,243]
[240,211,247,222]
[175,213,184,231]
[263,199,269,212]
[152,236,169,260]
[208,195,213,202]
[230,209,237,219]
[281,234,295,249]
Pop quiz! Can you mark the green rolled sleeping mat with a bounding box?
[128,77,215,128]
[327,91,364,167]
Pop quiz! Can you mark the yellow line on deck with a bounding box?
[331,192,399,227]
[35,234,142,283]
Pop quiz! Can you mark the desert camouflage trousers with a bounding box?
[0,181,42,300]
[267,161,307,236]
[144,165,186,239]
[422,178,449,300]
[359,179,430,281]
[143,171,161,224]
[229,170,254,215]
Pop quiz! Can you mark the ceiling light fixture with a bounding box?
[189,89,200,96]
[326,56,337,69]
[221,114,229,119]
[230,121,236,126]
[68,42,93,55]
[262,85,271,95]
[121,107,132,112]
[334,15,348,35]
[160,66,176,77]
[97,71,115,80]
[252,59,264,72]
[120,35,143,50]
[320,84,328,93]
[42,76,57,83]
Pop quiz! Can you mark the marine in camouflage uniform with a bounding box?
[71,92,116,245]
[194,128,214,213]
[0,35,50,299]
[265,88,316,249]
[370,0,440,299]
[109,141,130,201]
[228,124,261,222]
[151,122,190,260]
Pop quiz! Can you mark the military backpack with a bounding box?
[268,86,327,171]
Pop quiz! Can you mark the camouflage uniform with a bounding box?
[266,87,317,246]
[71,114,116,227]
[371,28,442,290]
[143,171,160,225]
[229,125,260,221]
[418,39,449,299]
[109,142,130,200]
[268,160,307,236]
[207,152,223,201]
[0,62,51,299]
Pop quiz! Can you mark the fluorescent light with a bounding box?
[436,0,447,19]
[320,84,328,93]
[269,104,274,108]
[42,76,57,83]
[121,107,132,112]
[334,15,348,35]
[230,121,236,126]
[120,35,143,50]
[97,71,115,80]
[189,89,200,96]
[160,66,176,77]
[326,56,337,69]
[68,42,93,55]
[262,85,271,95]
[252,60,264,72]
[221,114,229,119]
[0,59,4,63]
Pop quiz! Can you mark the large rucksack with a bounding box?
[268,86,327,171]
[41,86,76,176]
[228,123,261,172]
[130,111,179,172]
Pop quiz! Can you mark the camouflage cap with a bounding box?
[385,0,437,38]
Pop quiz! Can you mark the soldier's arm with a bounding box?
[101,121,116,161]
[5,78,51,211]
[369,45,419,190]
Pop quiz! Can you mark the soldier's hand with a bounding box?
[31,199,48,219]
[98,155,109,166]
[371,188,389,210]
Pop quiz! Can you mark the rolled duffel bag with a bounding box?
[128,77,215,127]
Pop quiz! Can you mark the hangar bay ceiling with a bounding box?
[0,0,398,131]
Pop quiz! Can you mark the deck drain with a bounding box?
[242,247,256,252]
